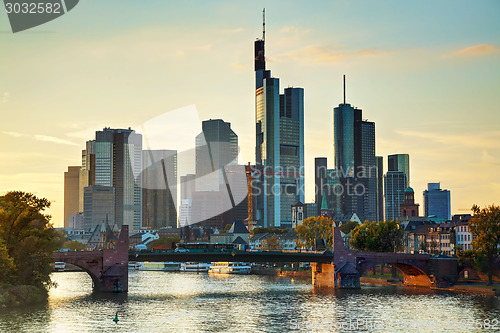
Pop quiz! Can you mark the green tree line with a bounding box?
[0,191,63,290]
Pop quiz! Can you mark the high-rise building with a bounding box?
[83,185,115,231]
[81,128,143,230]
[180,174,196,200]
[195,119,238,191]
[191,120,247,229]
[332,76,377,222]
[314,157,328,216]
[64,166,80,228]
[178,199,192,227]
[384,171,407,221]
[423,182,451,220]
[254,13,304,227]
[388,154,410,187]
[376,156,384,221]
[142,150,177,229]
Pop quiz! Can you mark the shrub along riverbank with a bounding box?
[0,192,64,308]
[0,285,47,307]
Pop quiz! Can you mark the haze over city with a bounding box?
[1,1,499,227]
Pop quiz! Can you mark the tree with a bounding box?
[260,235,281,251]
[253,227,287,235]
[350,220,403,253]
[0,191,60,290]
[467,204,500,285]
[148,236,179,249]
[223,224,232,233]
[339,221,359,235]
[295,216,334,250]
[0,239,15,284]
[61,240,87,251]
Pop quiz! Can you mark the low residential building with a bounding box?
[399,220,436,253]
[210,221,249,245]
[426,223,455,256]
[249,232,299,250]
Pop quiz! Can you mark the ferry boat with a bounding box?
[208,262,251,275]
[139,262,180,272]
[54,262,66,272]
[180,262,212,273]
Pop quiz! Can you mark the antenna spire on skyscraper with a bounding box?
[343,75,346,104]
[263,8,266,41]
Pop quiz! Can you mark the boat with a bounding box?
[128,261,143,270]
[139,262,180,271]
[180,262,212,273]
[54,262,66,272]
[208,262,251,275]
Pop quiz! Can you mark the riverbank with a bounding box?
[360,276,500,295]
[0,285,47,308]
[253,268,500,296]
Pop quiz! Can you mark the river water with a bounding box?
[0,271,499,332]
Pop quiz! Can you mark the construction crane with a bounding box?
[245,162,254,234]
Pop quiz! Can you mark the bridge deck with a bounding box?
[129,251,333,263]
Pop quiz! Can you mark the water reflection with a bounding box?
[0,271,498,332]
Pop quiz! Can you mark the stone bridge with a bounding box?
[53,225,129,292]
[311,228,457,289]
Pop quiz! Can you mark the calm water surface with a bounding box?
[0,271,499,332]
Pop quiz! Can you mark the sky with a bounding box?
[1,0,499,227]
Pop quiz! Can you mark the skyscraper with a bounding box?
[142,150,177,229]
[83,185,115,231]
[254,11,305,227]
[81,128,143,230]
[384,171,407,221]
[376,156,384,221]
[423,182,451,220]
[388,154,410,187]
[332,76,377,222]
[315,157,328,216]
[191,120,247,229]
[195,119,238,191]
[64,166,80,228]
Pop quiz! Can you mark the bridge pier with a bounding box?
[311,227,360,289]
[311,262,360,289]
[53,225,129,293]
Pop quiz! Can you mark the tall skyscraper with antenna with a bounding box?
[332,76,377,222]
[254,9,304,228]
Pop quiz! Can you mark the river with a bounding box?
[0,271,499,332]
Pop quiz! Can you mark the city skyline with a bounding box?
[1,1,499,226]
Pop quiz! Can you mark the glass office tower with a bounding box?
[423,182,451,220]
[82,128,143,230]
[332,97,377,222]
[384,171,407,221]
[254,21,304,228]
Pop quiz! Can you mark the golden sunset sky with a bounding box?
[1,1,499,226]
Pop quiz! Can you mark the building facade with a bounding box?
[388,154,410,187]
[81,127,143,230]
[83,185,115,231]
[254,23,304,228]
[314,157,328,217]
[423,182,451,220]
[331,80,377,223]
[64,166,80,228]
[384,171,407,221]
[376,156,384,221]
[400,186,420,218]
[195,119,238,192]
[142,150,177,229]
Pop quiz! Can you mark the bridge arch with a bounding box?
[56,259,101,290]
[356,259,432,287]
